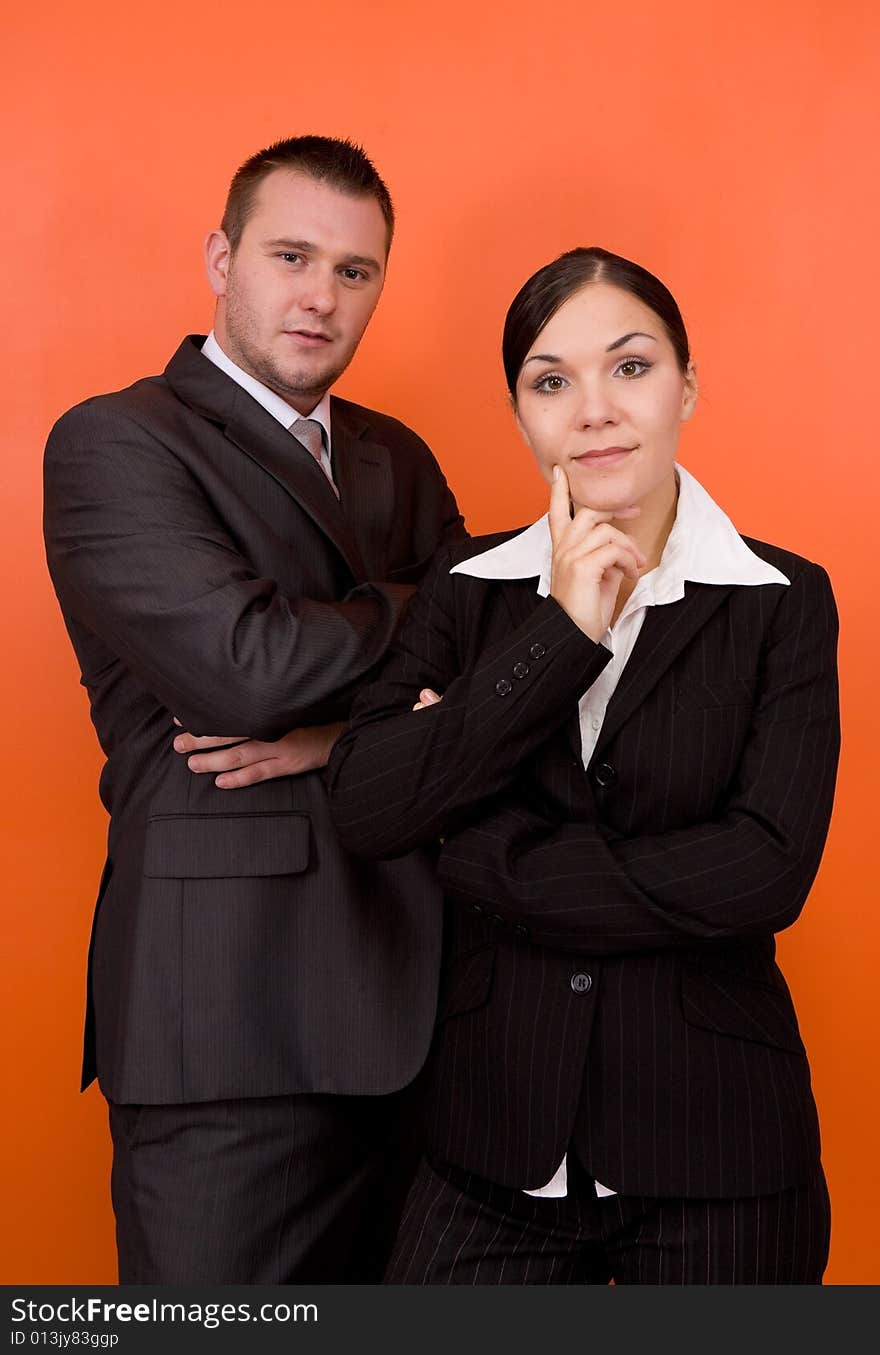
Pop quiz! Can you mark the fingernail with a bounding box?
[173,737,184,752]
[553,466,560,481]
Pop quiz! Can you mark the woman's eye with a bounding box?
[614,358,651,379]
[534,374,567,393]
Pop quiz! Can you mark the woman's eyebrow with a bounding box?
[523,332,658,367]
[606,331,657,351]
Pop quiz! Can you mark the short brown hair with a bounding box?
[220,134,395,253]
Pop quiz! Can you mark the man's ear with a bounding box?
[681,360,698,423]
[204,230,232,298]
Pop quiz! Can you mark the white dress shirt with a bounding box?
[201,331,335,487]
[451,463,790,1198]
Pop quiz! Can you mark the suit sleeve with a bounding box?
[327,547,613,855]
[436,563,840,953]
[43,404,421,740]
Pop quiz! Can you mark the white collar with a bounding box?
[201,331,332,449]
[450,464,789,611]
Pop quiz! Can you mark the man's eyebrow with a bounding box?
[263,238,381,271]
[340,253,383,272]
[606,331,657,351]
[264,238,315,252]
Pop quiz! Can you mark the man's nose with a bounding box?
[298,269,337,316]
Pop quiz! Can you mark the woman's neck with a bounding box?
[606,473,679,628]
[617,472,679,574]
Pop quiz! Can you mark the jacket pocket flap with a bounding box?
[144,813,310,879]
[680,969,804,1052]
[436,944,495,1025]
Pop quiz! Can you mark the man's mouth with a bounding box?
[285,329,333,346]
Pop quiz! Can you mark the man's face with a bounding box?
[205,168,388,414]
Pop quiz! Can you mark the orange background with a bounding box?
[3,0,878,1284]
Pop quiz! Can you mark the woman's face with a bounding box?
[514,282,697,515]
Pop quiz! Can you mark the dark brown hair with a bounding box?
[220,135,395,253]
[502,246,690,398]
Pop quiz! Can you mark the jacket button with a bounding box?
[495,678,513,696]
[513,923,531,939]
[571,972,592,994]
[529,643,547,659]
[488,912,505,928]
[469,903,485,915]
[593,762,616,788]
[512,661,530,679]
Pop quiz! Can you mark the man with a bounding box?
[43,135,465,1283]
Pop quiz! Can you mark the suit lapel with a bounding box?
[165,337,367,580]
[595,581,735,754]
[330,400,395,581]
[498,574,736,763]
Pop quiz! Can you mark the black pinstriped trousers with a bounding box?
[109,1087,422,1284]
[384,1152,831,1284]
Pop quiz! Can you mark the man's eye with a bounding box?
[341,268,367,282]
[279,253,302,264]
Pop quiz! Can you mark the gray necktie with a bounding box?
[292,418,338,497]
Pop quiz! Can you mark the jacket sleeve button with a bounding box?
[495,678,513,696]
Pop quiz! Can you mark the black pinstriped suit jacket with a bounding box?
[43,336,465,1105]
[327,529,840,1198]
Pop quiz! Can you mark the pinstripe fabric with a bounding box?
[328,529,840,1200]
[384,1155,831,1284]
[109,1089,421,1283]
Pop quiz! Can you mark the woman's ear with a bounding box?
[512,398,532,448]
[681,360,698,423]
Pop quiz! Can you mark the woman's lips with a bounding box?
[571,446,635,467]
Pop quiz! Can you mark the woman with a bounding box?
[325,247,839,1284]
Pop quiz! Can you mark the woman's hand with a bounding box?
[548,465,645,642]
[413,688,443,711]
[172,722,345,788]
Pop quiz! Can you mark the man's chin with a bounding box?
[259,360,345,408]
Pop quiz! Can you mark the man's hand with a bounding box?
[172,723,345,788]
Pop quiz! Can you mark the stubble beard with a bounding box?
[222,293,352,408]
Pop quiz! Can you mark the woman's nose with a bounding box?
[573,377,621,427]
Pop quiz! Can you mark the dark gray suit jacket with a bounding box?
[43,335,465,1105]
[328,530,840,1198]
